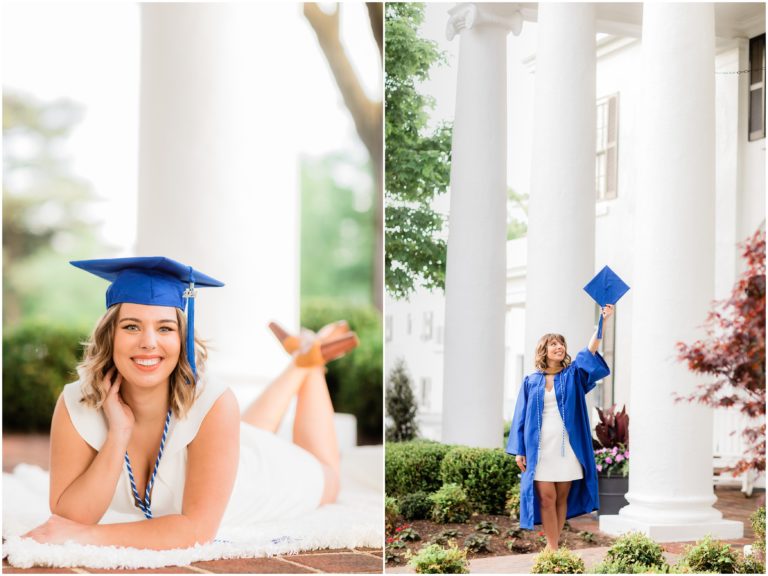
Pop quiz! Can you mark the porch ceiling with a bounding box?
[481,2,765,38]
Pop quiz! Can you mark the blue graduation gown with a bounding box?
[505,348,610,529]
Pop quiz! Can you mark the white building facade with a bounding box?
[385,2,765,541]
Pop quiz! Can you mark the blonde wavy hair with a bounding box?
[534,333,572,372]
[76,303,208,419]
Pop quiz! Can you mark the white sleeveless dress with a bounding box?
[62,380,324,531]
[534,387,584,482]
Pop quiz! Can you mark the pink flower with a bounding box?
[616,454,624,462]
[606,457,613,464]
[611,446,618,455]
[597,464,603,472]
[625,451,630,458]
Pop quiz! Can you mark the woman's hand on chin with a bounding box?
[23,514,92,545]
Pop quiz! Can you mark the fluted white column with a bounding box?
[137,4,300,386]
[599,2,743,541]
[442,4,522,447]
[525,3,596,368]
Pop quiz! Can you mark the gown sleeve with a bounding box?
[571,347,610,394]
[506,375,529,456]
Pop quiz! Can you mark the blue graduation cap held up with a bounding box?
[583,265,630,339]
[71,256,224,378]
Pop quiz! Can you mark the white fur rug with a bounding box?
[2,446,383,569]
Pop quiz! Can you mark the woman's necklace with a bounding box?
[124,408,172,519]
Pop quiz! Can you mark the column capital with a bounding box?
[446,3,523,41]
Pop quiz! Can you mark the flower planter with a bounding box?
[597,474,628,516]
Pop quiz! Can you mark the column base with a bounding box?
[599,514,744,542]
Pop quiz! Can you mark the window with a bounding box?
[385,315,392,342]
[596,94,619,200]
[422,311,433,340]
[420,377,432,410]
[749,34,765,141]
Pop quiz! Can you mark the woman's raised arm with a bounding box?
[588,304,614,354]
[49,395,129,524]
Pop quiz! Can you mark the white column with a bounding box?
[600,3,743,542]
[525,3,597,368]
[137,4,301,389]
[442,4,522,448]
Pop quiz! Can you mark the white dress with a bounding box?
[62,380,324,532]
[533,386,584,482]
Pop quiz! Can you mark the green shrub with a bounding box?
[674,535,738,574]
[386,440,453,497]
[301,300,382,443]
[430,483,472,524]
[668,564,718,574]
[604,531,666,570]
[751,506,765,555]
[408,543,469,574]
[440,446,518,514]
[532,547,585,574]
[3,323,84,431]
[463,533,491,553]
[592,560,669,574]
[399,490,433,521]
[385,496,399,534]
[398,526,421,542]
[475,520,500,535]
[736,552,765,574]
[505,484,521,519]
[431,529,461,546]
[386,358,419,441]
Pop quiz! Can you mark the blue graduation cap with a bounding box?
[70,256,224,378]
[583,265,630,339]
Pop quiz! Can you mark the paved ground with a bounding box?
[388,483,764,573]
[2,433,383,574]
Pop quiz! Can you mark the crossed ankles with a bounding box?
[268,320,359,367]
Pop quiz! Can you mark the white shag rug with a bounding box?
[2,446,384,569]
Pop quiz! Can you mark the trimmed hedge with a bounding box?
[3,323,84,431]
[399,490,433,521]
[386,440,453,497]
[301,299,382,443]
[440,446,519,514]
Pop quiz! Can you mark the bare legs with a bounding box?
[241,363,340,504]
[534,480,572,549]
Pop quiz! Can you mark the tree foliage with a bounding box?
[507,187,528,240]
[304,2,384,310]
[676,227,766,474]
[386,358,420,442]
[300,153,374,304]
[385,2,452,299]
[3,91,105,328]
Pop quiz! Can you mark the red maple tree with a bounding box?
[676,227,766,474]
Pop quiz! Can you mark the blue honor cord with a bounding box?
[125,408,172,519]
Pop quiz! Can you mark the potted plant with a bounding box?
[593,404,630,516]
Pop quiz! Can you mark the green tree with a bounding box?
[385,2,452,300]
[3,91,107,329]
[300,153,374,304]
[386,358,419,442]
[507,187,529,240]
[304,3,383,311]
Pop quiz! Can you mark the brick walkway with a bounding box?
[2,434,383,574]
